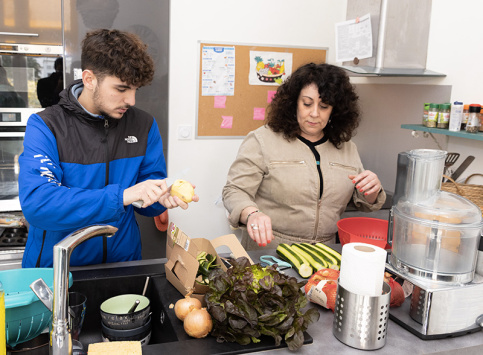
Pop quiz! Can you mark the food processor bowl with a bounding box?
[390,190,483,284]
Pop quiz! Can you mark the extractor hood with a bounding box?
[340,0,445,77]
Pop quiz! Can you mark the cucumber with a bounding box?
[291,243,328,271]
[314,243,342,268]
[300,243,340,270]
[276,243,313,278]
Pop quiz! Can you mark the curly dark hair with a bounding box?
[266,63,360,148]
[81,29,154,88]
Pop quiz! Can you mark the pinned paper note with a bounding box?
[253,107,265,121]
[267,91,276,103]
[221,115,233,129]
[214,96,227,108]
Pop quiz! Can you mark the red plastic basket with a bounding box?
[337,217,391,249]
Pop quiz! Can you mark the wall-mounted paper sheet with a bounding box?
[202,46,235,96]
[249,51,292,86]
[253,107,265,121]
[220,115,233,129]
[267,90,276,103]
[214,96,227,108]
[335,13,372,63]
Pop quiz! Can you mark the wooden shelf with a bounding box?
[401,124,483,141]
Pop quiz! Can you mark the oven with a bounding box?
[0,42,64,268]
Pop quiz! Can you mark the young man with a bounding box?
[19,29,197,267]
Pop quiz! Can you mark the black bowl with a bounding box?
[101,315,152,345]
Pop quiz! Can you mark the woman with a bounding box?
[222,63,385,250]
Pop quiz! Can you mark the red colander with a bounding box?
[337,217,391,249]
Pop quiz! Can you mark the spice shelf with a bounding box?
[401,124,483,142]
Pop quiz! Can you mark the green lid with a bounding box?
[429,103,438,108]
[441,103,451,109]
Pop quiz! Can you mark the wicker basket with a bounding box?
[441,174,483,215]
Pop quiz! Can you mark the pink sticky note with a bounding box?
[214,96,227,108]
[253,107,266,121]
[267,91,276,103]
[221,115,233,129]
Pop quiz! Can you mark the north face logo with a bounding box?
[125,136,138,143]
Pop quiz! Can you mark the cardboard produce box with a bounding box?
[165,222,253,304]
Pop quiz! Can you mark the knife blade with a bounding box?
[449,156,475,182]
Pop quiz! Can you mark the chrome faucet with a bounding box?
[30,225,117,355]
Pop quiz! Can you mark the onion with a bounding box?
[174,295,202,321]
[183,308,213,338]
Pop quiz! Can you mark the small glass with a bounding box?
[68,292,87,341]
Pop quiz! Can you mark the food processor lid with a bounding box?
[395,190,483,228]
[407,149,447,161]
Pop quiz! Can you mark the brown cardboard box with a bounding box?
[165,222,252,305]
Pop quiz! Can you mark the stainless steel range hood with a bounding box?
[341,0,445,77]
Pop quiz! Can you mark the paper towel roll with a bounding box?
[339,243,387,296]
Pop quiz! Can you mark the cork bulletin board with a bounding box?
[196,42,327,138]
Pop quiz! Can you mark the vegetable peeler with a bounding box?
[259,255,292,271]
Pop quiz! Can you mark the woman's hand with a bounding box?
[349,170,382,204]
[242,209,274,247]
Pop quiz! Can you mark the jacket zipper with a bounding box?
[270,160,305,165]
[329,162,358,171]
[102,118,109,263]
[314,199,322,238]
[104,119,110,185]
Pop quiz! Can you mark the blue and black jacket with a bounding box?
[19,80,167,267]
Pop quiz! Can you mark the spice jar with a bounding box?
[480,108,483,132]
[422,103,430,126]
[437,103,450,129]
[466,104,481,133]
[461,104,469,130]
[427,103,439,128]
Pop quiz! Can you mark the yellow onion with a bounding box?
[183,308,213,338]
[174,295,202,321]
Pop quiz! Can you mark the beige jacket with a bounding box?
[222,126,386,249]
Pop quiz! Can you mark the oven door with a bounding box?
[0,132,24,212]
[0,44,64,122]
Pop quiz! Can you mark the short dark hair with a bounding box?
[81,29,154,88]
[266,63,360,148]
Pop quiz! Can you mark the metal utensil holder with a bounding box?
[333,282,391,350]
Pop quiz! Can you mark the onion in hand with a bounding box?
[174,295,202,321]
[183,308,213,338]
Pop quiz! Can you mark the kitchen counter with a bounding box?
[70,250,483,355]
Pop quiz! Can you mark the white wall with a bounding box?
[167,0,483,240]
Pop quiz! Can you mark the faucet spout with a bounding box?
[52,224,117,355]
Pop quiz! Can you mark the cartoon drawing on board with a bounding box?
[249,51,292,86]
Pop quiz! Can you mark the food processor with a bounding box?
[386,149,483,339]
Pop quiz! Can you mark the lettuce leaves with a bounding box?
[205,257,320,350]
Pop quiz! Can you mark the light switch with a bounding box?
[177,125,192,140]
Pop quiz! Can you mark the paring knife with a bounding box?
[132,168,190,208]
[449,156,475,182]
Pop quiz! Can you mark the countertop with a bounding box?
[70,249,483,355]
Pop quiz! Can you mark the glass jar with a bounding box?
[461,104,469,130]
[466,104,481,133]
[422,103,430,126]
[480,108,483,132]
[437,103,450,129]
[427,103,439,128]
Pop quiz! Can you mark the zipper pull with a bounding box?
[104,119,109,129]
